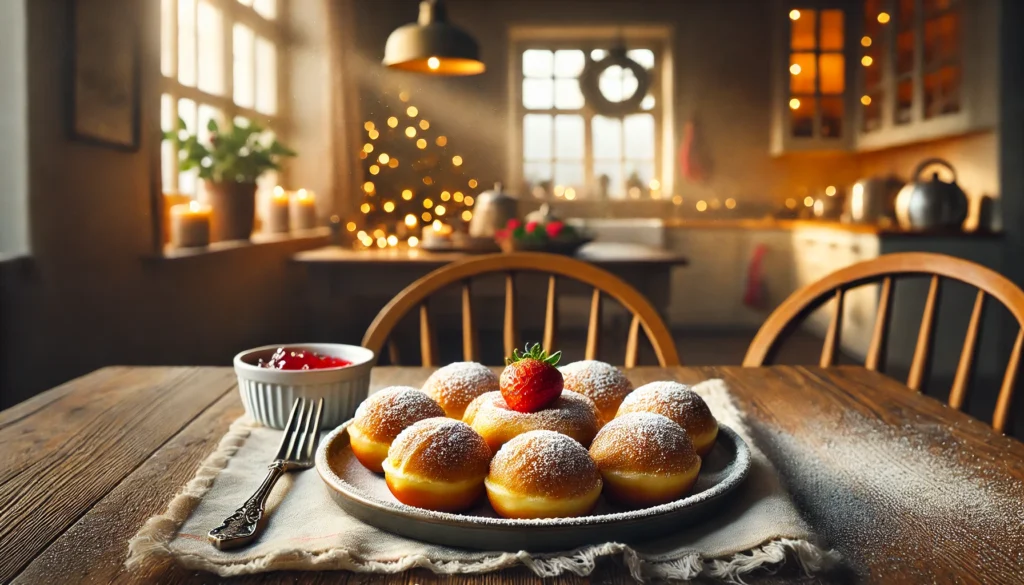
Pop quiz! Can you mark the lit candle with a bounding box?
[290,189,317,231]
[265,186,290,233]
[170,201,212,248]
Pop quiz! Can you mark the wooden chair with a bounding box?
[362,252,680,367]
[744,252,1024,433]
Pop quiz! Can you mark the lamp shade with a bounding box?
[383,0,485,76]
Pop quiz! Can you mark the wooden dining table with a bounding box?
[2,365,1022,584]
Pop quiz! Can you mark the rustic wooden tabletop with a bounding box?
[2,365,1022,584]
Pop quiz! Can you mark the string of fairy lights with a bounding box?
[345,90,482,249]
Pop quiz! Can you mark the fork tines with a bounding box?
[275,397,325,463]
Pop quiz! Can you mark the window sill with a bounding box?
[150,227,331,260]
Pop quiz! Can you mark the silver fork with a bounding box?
[208,396,324,550]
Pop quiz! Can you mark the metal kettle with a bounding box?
[894,158,969,231]
[468,182,518,237]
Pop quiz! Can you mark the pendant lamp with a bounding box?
[382,0,485,76]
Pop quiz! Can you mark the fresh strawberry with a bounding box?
[500,343,563,413]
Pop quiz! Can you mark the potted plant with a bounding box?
[164,118,296,242]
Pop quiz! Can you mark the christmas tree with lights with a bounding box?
[349,90,482,249]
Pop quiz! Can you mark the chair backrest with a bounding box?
[362,252,680,367]
[744,252,1024,433]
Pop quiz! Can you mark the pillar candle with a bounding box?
[170,201,212,248]
[265,186,291,233]
[290,189,317,231]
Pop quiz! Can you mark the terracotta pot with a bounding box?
[206,181,257,242]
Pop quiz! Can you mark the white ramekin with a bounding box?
[233,343,375,429]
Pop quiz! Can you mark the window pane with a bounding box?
[624,114,655,160]
[790,96,815,137]
[790,9,816,50]
[627,49,655,69]
[625,162,655,197]
[178,98,198,195]
[178,0,197,86]
[161,94,176,192]
[594,160,623,198]
[553,50,584,77]
[523,114,553,160]
[819,53,845,94]
[641,93,655,110]
[233,24,255,109]
[197,0,225,95]
[522,50,553,78]
[820,10,844,50]
[554,115,584,160]
[599,65,624,102]
[592,115,622,160]
[253,0,276,19]
[523,78,554,109]
[820,97,843,137]
[790,52,816,94]
[161,0,175,77]
[554,162,584,189]
[554,79,584,109]
[255,36,277,114]
[896,79,913,124]
[524,161,553,190]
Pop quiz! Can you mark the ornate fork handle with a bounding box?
[208,461,286,550]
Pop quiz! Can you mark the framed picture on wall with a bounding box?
[68,0,140,151]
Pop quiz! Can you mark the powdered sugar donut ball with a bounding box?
[559,360,633,424]
[348,386,446,472]
[616,381,719,456]
[422,362,499,420]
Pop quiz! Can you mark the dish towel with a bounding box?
[126,380,838,582]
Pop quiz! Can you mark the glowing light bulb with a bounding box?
[377,237,386,248]
[452,155,463,166]
[468,179,478,188]
[789,9,801,20]
[419,120,429,130]
[435,205,446,216]
[363,181,374,193]
[725,198,737,209]
[462,210,473,221]
[378,153,390,164]
[453,191,464,202]
[363,121,374,131]
[565,187,576,200]
[387,117,398,128]
[785,198,797,209]
[432,220,442,230]
[861,95,872,105]
[789,98,801,110]
[825,185,837,196]
[422,212,431,222]
[436,136,448,147]
[422,176,433,185]
[464,195,474,206]
[387,235,398,246]
[790,64,802,75]
[804,196,814,207]
[369,165,379,175]
[862,55,873,66]
[346,221,357,232]
[861,36,872,47]
[423,198,433,209]
[405,127,416,138]
[416,138,427,149]
[401,189,413,200]
[407,106,418,117]
[554,185,565,197]
[383,201,395,212]
[273,186,285,197]
[373,229,385,238]
[360,203,371,213]
[408,236,419,247]
[877,12,890,24]
[363,143,373,153]
[399,91,410,102]
[649,179,661,191]
[404,214,417,227]
[696,200,708,212]
[440,191,451,201]
[368,129,379,140]
[672,195,683,205]
[427,56,440,70]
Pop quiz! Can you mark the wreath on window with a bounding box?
[578,46,651,118]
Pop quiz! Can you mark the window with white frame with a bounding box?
[160,0,284,201]
[514,39,666,201]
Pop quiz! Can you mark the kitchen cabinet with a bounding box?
[854,0,998,151]
[770,0,997,155]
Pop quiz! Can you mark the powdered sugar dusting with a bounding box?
[422,362,499,419]
[590,412,698,474]
[619,381,716,437]
[489,430,600,498]
[389,417,490,481]
[463,391,601,450]
[352,386,445,442]
[559,360,632,421]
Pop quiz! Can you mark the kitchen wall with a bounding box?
[0,0,330,408]
[346,0,999,221]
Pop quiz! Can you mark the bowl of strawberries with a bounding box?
[494,215,592,256]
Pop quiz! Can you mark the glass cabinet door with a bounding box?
[860,0,886,132]
[786,7,847,142]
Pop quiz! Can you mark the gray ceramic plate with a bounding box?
[315,421,751,552]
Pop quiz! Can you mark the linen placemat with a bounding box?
[127,379,839,582]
